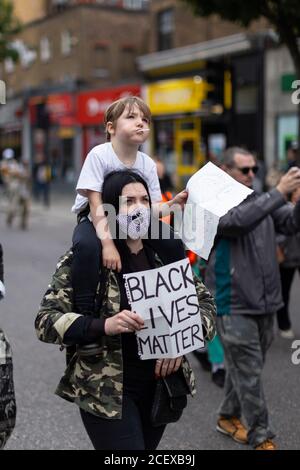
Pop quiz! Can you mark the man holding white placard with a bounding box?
[204,147,300,450]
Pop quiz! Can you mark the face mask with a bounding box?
[117,206,150,240]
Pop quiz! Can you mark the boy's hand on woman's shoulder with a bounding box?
[102,243,122,272]
[170,190,188,209]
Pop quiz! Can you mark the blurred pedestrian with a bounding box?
[276,186,300,338]
[192,257,226,388]
[0,150,31,229]
[205,147,300,450]
[0,243,17,449]
[6,160,31,230]
[285,141,299,170]
[0,148,19,193]
[153,155,174,194]
[33,156,51,207]
[153,155,174,226]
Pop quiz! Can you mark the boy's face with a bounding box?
[107,104,150,145]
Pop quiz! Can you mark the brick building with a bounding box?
[0,1,150,183]
[2,2,150,94]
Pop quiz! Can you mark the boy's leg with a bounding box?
[72,219,101,314]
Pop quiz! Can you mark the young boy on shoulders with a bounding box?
[71,96,187,315]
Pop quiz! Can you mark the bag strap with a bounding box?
[94,267,109,317]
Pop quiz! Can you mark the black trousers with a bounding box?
[79,383,166,450]
[72,219,101,314]
[277,266,300,331]
[72,219,186,314]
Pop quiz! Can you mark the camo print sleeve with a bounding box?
[35,250,82,345]
[193,272,216,342]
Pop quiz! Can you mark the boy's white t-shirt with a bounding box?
[72,142,162,214]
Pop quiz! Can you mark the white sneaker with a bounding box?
[279,329,295,339]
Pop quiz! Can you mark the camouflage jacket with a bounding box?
[35,250,216,419]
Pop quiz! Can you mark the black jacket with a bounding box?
[205,189,300,315]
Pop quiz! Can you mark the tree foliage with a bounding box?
[182,0,300,73]
[0,0,21,63]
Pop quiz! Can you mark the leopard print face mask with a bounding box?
[117,206,150,240]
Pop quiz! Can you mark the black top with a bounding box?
[63,246,157,383]
[118,247,156,384]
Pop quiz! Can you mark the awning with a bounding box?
[137,33,254,73]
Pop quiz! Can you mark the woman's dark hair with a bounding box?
[101,170,154,270]
[102,169,152,212]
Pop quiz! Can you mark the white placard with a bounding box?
[123,258,204,360]
[181,162,253,259]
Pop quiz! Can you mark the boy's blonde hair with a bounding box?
[104,96,151,141]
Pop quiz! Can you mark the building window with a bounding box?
[61,31,72,56]
[122,0,148,9]
[40,37,51,62]
[120,46,136,77]
[93,43,110,79]
[51,0,69,13]
[157,8,174,51]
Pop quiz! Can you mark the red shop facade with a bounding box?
[76,83,141,163]
[28,84,141,184]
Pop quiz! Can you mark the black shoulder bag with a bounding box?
[151,368,190,427]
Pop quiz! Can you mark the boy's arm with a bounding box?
[152,190,188,218]
[88,190,121,271]
[88,190,111,242]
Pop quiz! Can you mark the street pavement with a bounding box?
[0,194,299,450]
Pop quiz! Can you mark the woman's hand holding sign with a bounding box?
[155,357,183,378]
[104,310,144,336]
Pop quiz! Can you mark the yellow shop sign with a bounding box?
[146,77,207,115]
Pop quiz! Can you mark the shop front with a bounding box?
[146,77,213,189]
[76,84,141,162]
[29,93,77,183]
[277,113,297,165]
[0,97,23,160]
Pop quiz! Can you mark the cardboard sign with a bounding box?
[123,259,204,359]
